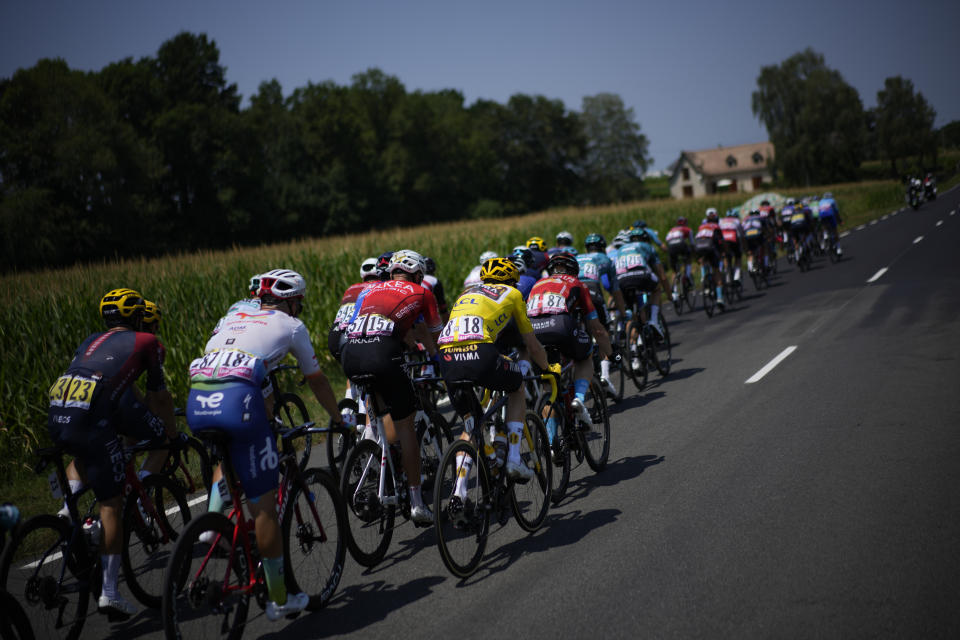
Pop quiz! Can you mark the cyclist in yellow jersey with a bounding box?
[438,258,559,482]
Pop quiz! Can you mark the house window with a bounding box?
[682,185,693,198]
[726,155,737,168]
[752,175,763,189]
[682,167,690,181]
[752,152,764,164]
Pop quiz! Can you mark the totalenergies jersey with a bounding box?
[719,216,744,244]
[204,308,322,377]
[526,273,597,321]
[439,283,532,347]
[346,279,442,340]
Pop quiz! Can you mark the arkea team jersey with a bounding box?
[346,279,443,340]
[204,308,321,377]
[527,273,598,321]
[50,329,167,412]
[719,216,744,244]
[665,225,693,248]
[695,222,724,250]
[439,283,532,347]
[576,251,619,292]
[332,281,376,331]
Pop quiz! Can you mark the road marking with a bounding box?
[855,225,866,231]
[913,236,924,244]
[867,267,888,283]
[891,210,899,216]
[881,215,889,221]
[869,220,878,226]
[951,210,956,216]
[746,346,797,384]
[840,231,850,238]
[937,220,943,227]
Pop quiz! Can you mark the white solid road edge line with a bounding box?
[867,267,888,283]
[936,220,943,227]
[745,346,797,384]
[840,231,850,238]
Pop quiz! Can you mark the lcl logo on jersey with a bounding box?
[196,392,225,409]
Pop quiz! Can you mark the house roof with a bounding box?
[672,141,774,180]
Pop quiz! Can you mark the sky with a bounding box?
[2,0,958,172]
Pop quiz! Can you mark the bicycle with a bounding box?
[0,504,35,640]
[161,419,346,639]
[671,268,696,315]
[432,372,556,578]
[540,350,611,504]
[269,364,314,471]
[339,365,452,567]
[700,261,719,318]
[0,439,191,638]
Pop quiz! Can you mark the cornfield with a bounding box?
[0,180,910,481]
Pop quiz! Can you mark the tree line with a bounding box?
[0,32,651,273]
[752,48,952,187]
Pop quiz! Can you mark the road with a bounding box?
[76,188,960,638]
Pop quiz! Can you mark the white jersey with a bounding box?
[463,265,483,288]
[205,308,321,377]
[211,298,261,337]
[423,274,438,289]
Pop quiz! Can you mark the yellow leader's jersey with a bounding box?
[438,283,533,347]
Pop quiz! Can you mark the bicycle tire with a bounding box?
[283,467,346,611]
[0,589,35,640]
[161,511,249,640]
[581,378,611,472]
[433,440,490,579]
[683,279,697,313]
[608,353,625,403]
[418,410,453,507]
[702,282,716,318]
[325,426,356,481]
[510,411,552,532]
[122,473,191,609]
[0,514,91,640]
[539,397,570,504]
[339,438,395,567]
[182,436,213,495]
[653,317,672,377]
[671,282,683,316]
[275,393,312,471]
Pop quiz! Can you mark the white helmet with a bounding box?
[257,269,306,299]
[479,250,498,264]
[705,207,717,217]
[556,230,574,245]
[359,257,378,280]
[388,249,426,276]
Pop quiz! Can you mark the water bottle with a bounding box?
[83,517,102,547]
[0,503,20,532]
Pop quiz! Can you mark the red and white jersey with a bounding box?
[665,225,693,247]
[346,279,443,339]
[332,281,376,330]
[526,273,597,319]
[719,217,743,244]
[205,308,321,377]
[695,222,722,249]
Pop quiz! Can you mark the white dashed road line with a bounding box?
[867,268,888,283]
[869,220,878,226]
[913,236,924,244]
[882,215,889,221]
[746,346,797,384]
[855,225,866,231]
[840,231,850,238]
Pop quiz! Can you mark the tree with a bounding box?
[578,93,651,204]
[874,76,937,176]
[752,48,865,185]
[940,120,960,149]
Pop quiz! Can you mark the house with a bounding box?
[668,142,775,199]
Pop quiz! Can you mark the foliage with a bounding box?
[873,76,938,177]
[579,93,651,203]
[752,48,866,186]
[940,120,960,149]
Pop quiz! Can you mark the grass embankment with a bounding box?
[0,177,944,517]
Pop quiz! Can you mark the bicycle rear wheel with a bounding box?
[161,512,249,640]
[0,589,34,640]
[434,440,490,579]
[0,514,91,640]
[163,436,213,497]
[580,379,611,472]
[340,439,395,567]
[418,410,453,507]
[539,398,570,505]
[653,317,672,377]
[122,473,191,608]
[510,411,552,532]
[702,282,716,317]
[275,393,312,471]
[283,468,346,611]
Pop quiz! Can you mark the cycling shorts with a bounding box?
[696,246,720,268]
[530,314,592,362]
[745,234,765,252]
[618,267,658,295]
[790,219,810,233]
[327,327,347,362]
[820,216,838,230]
[723,241,742,260]
[341,336,416,419]
[668,245,691,273]
[440,343,523,418]
[186,380,277,501]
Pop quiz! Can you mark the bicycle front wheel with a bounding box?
[434,440,490,579]
[123,473,191,608]
[510,411,551,532]
[283,467,346,610]
[702,283,716,318]
[161,512,249,640]
[0,514,91,640]
[539,397,570,505]
[653,318,672,377]
[418,410,453,507]
[581,379,611,472]
[340,438,395,567]
[275,393,312,471]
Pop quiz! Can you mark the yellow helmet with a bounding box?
[100,288,145,327]
[479,257,519,284]
[526,236,547,252]
[142,300,161,325]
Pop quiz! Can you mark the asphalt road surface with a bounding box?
[57,187,960,639]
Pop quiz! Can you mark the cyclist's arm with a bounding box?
[306,370,342,424]
[146,388,178,439]
[587,317,612,358]
[521,331,550,371]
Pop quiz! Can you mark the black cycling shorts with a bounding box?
[696,245,720,268]
[745,233,764,252]
[618,268,658,295]
[440,343,523,417]
[723,241,742,260]
[341,336,416,420]
[668,244,691,273]
[327,327,347,362]
[530,313,592,362]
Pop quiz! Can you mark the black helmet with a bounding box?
[546,252,579,276]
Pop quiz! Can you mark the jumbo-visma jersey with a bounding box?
[438,283,532,347]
